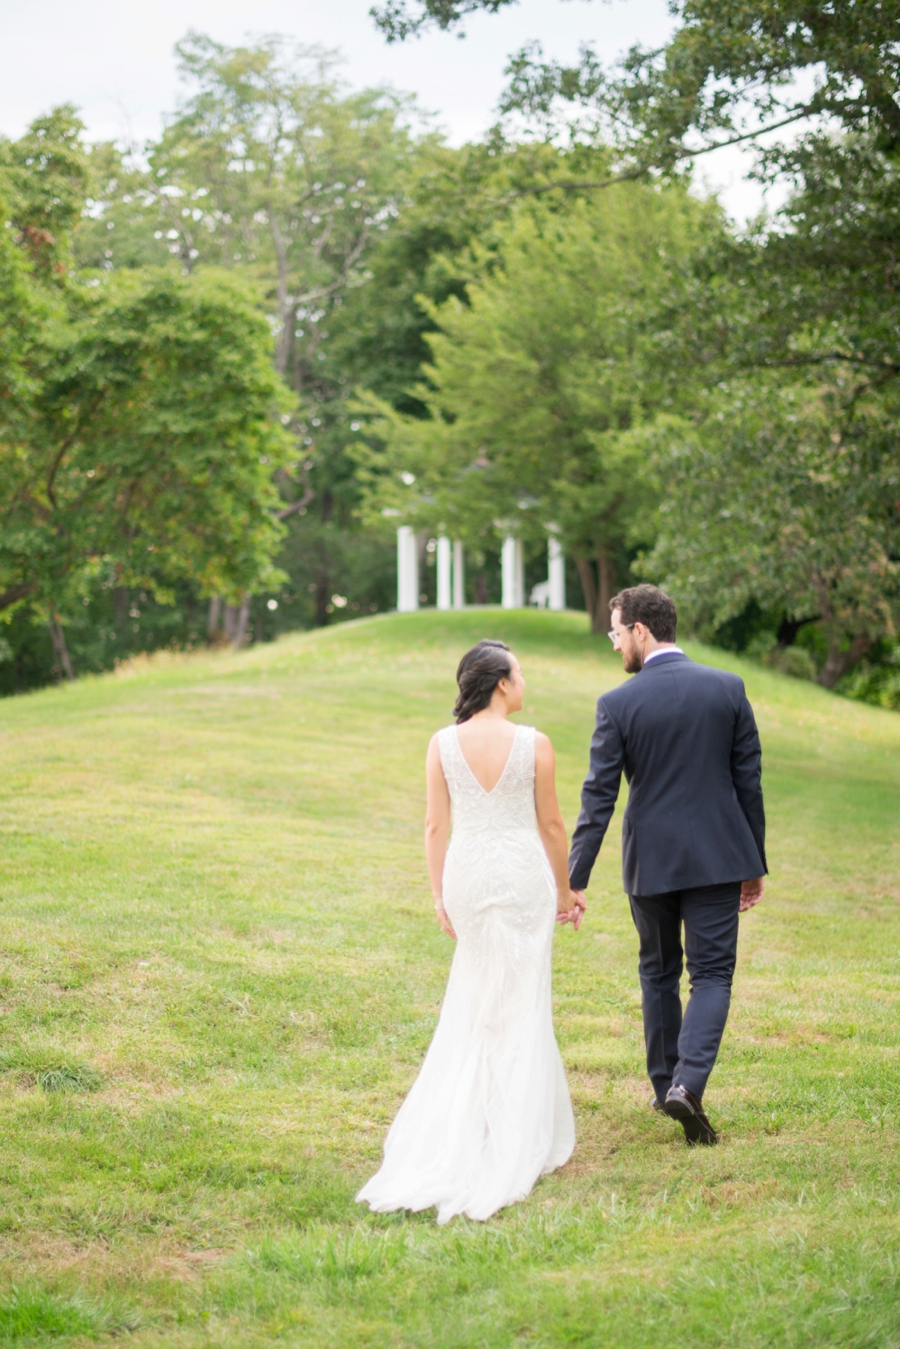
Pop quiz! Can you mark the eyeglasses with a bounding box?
[607,623,635,644]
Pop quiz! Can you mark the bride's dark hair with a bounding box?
[453,640,513,723]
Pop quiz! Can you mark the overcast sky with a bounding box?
[0,0,772,221]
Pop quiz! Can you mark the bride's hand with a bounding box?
[557,889,586,930]
[434,902,457,940]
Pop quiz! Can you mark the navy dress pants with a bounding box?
[628,881,741,1103]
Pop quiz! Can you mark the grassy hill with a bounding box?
[0,608,898,1347]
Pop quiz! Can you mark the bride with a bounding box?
[357,639,584,1225]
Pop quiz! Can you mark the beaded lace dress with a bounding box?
[357,723,575,1225]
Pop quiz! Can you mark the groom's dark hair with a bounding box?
[454,640,512,722]
[610,585,677,643]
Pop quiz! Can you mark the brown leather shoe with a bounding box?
[663,1084,718,1146]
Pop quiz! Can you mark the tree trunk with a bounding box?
[575,558,599,632]
[817,633,871,688]
[598,555,616,626]
[207,595,222,639]
[315,544,331,626]
[475,571,487,605]
[223,604,238,643]
[0,582,35,615]
[48,618,74,682]
[575,557,616,634]
[232,595,251,649]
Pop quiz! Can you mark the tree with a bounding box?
[380,1,900,166]
[371,1,900,681]
[0,259,294,673]
[357,181,720,629]
[371,0,514,42]
[644,371,900,687]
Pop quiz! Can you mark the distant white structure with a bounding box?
[397,526,419,612]
[548,530,565,610]
[453,540,465,609]
[436,536,452,610]
[528,531,566,609]
[399,529,465,610]
[398,526,561,612]
[530,580,551,608]
[501,537,525,609]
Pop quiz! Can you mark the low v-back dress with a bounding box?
[357,723,575,1225]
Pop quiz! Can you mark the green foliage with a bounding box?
[358,183,721,628]
[0,265,295,621]
[450,0,900,694]
[330,139,616,415]
[371,0,514,42]
[840,646,900,710]
[0,104,306,688]
[0,105,91,277]
[497,0,900,169]
[6,18,899,699]
[643,369,900,687]
[74,33,433,630]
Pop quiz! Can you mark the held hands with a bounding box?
[556,888,587,931]
[436,890,586,939]
[739,876,765,912]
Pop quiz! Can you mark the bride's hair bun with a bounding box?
[453,640,512,722]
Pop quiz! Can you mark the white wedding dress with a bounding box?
[357,723,575,1225]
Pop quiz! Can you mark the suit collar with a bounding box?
[639,651,690,671]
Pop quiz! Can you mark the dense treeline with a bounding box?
[1,10,898,705]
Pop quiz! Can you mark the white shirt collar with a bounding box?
[644,645,684,663]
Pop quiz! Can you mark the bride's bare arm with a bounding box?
[425,735,456,939]
[534,732,584,928]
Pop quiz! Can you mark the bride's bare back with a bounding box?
[455,717,519,794]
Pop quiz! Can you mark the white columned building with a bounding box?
[396,525,419,612]
[453,540,465,609]
[436,536,452,610]
[548,531,565,610]
[501,536,525,609]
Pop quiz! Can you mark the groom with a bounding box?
[568,584,766,1145]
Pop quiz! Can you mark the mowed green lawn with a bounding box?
[0,609,898,1348]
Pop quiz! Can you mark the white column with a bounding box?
[504,536,518,612]
[436,536,452,610]
[453,540,465,610]
[548,533,565,610]
[397,526,419,612]
[515,538,525,607]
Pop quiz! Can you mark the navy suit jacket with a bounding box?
[568,652,766,897]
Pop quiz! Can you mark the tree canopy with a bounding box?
[357,181,723,628]
[2,15,898,701]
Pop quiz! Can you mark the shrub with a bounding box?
[839,649,900,710]
[778,646,818,681]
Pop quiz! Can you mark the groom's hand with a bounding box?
[739,877,765,912]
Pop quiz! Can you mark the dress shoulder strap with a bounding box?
[437,724,459,776]
[504,722,536,787]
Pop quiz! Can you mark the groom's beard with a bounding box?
[623,647,644,674]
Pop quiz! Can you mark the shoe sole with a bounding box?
[663,1098,718,1146]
